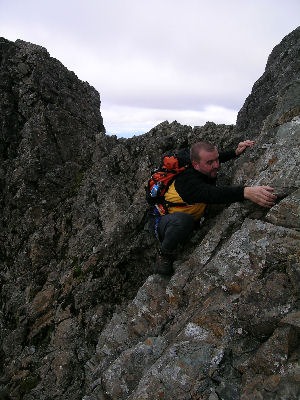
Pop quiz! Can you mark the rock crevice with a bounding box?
[0,27,299,399]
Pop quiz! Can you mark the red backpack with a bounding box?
[145,149,190,215]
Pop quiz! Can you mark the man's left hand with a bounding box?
[235,140,255,156]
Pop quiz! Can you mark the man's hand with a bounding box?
[235,140,255,156]
[244,186,277,208]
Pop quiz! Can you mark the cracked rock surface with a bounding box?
[1,27,300,399]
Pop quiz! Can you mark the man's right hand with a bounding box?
[244,186,277,208]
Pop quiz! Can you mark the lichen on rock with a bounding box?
[0,27,300,400]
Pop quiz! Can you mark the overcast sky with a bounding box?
[1,0,299,137]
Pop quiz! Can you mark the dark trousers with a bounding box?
[157,212,195,255]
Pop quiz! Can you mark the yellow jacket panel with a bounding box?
[164,181,207,220]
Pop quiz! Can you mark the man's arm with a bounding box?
[231,140,277,207]
[244,186,277,208]
[176,172,244,204]
[179,180,276,208]
[235,140,255,155]
[176,171,277,208]
[219,150,238,163]
[219,140,255,163]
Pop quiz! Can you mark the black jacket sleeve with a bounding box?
[219,150,238,163]
[175,169,244,204]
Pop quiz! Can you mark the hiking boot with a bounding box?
[154,252,175,276]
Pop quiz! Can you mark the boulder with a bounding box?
[0,27,299,399]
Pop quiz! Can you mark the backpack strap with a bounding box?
[154,199,188,216]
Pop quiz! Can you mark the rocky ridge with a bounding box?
[0,27,299,399]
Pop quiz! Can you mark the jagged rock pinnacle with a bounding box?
[0,28,299,399]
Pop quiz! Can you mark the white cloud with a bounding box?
[102,104,237,137]
[0,0,299,136]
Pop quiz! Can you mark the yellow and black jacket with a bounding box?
[164,150,244,221]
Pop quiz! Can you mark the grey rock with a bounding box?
[0,27,300,400]
[236,26,300,137]
[266,188,300,229]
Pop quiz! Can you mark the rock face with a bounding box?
[0,27,299,400]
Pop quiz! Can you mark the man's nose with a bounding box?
[213,160,220,168]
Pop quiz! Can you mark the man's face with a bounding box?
[193,148,220,178]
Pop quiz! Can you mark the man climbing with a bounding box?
[154,140,277,275]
